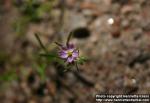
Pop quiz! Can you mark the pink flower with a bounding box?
[58,44,79,63]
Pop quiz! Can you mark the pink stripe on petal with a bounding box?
[59,52,68,58]
[68,44,74,49]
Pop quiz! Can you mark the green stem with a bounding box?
[35,33,48,53]
[66,31,73,46]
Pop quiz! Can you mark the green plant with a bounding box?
[35,32,87,73]
[13,0,56,35]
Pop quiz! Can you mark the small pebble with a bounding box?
[107,18,114,25]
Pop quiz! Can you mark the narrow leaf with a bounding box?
[35,33,48,53]
[66,31,73,46]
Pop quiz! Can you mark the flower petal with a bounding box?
[72,50,79,58]
[67,57,74,63]
[59,51,68,58]
[60,47,68,53]
[67,44,74,49]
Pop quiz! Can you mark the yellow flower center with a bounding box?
[67,51,73,57]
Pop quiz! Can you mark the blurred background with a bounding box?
[0,0,150,103]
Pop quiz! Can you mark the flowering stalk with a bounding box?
[35,32,87,72]
[55,32,85,71]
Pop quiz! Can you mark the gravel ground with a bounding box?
[0,0,150,103]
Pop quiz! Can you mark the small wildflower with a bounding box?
[35,32,87,72]
[58,44,79,63]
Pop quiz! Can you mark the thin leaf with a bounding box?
[55,42,63,47]
[35,33,48,53]
[66,31,73,46]
[39,53,60,61]
[75,63,79,72]
[34,64,47,82]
